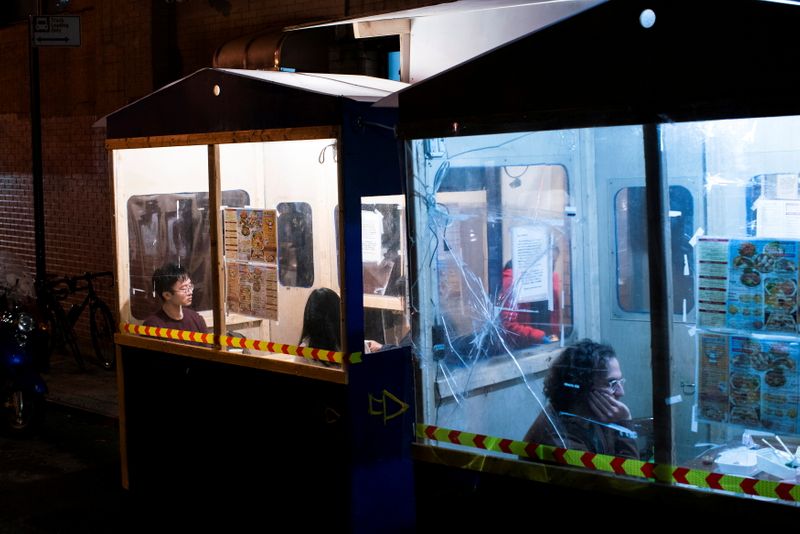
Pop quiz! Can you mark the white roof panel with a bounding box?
[221,69,408,101]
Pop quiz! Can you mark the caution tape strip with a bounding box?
[120,322,362,364]
[417,423,800,503]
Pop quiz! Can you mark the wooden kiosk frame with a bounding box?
[103,69,415,531]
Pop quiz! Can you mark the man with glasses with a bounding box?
[143,263,208,336]
[523,338,639,458]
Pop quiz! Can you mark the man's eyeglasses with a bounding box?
[607,377,626,392]
[174,283,195,294]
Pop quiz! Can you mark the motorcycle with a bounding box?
[0,254,48,436]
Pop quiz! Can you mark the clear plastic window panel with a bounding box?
[615,185,695,316]
[408,127,654,461]
[114,145,214,326]
[218,139,343,365]
[277,202,315,288]
[361,195,411,353]
[665,116,800,492]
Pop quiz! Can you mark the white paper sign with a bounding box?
[361,209,384,263]
[756,199,800,238]
[771,173,799,200]
[511,225,551,304]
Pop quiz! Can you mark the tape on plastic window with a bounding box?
[688,227,705,247]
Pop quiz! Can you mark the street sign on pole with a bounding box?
[31,16,80,47]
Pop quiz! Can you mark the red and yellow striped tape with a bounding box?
[120,322,362,364]
[417,423,800,503]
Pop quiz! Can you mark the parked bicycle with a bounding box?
[39,271,116,371]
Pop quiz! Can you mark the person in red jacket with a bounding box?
[499,259,559,349]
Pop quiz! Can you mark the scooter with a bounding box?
[0,282,48,436]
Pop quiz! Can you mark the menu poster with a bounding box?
[226,261,278,321]
[698,333,729,423]
[224,208,277,263]
[728,239,798,334]
[746,338,800,433]
[697,237,799,334]
[698,334,800,433]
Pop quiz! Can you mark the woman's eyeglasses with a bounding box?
[607,377,626,392]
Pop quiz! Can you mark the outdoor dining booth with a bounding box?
[102,68,414,531]
[394,0,800,524]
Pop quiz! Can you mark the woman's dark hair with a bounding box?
[543,339,616,412]
[299,288,341,351]
[153,263,189,301]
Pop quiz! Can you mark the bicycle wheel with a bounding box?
[90,301,116,370]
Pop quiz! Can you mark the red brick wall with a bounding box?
[0,19,37,280]
[0,114,35,277]
[0,0,439,350]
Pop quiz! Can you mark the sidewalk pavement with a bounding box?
[44,352,119,420]
[0,353,124,534]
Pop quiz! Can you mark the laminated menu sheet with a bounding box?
[224,208,277,263]
[223,208,278,320]
[697,237,799,334]
[698,333,799,432]
[696,236,800,433]
[225,261,278,321]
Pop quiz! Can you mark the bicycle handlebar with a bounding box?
[45,271,115,298]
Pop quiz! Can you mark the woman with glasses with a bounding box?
[523,338,639,458]
[143,263,208,337]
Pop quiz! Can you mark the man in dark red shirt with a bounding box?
[143,263,208,335]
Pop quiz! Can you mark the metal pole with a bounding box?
[643,123,674,469]
[28,15,47,297]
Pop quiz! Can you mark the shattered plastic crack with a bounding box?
[410,138,570,448]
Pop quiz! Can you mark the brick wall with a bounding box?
[0,18,36,281]
[0,114,35,276]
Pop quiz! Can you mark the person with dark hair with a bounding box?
[143,263,208,335]
[523,338,638,458]
[299,288,341,352]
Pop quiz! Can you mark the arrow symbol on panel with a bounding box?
[368,389,409,425]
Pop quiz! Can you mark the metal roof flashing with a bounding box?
[100,68,407,140]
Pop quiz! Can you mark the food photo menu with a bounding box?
[223,208,279,320]
[224,208,277,263]
[697,238,799,333]
[698,333,799,432]
[696,237,800,432]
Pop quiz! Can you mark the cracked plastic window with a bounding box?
[408,127,654,462]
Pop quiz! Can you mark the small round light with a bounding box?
[213,84,221,96]
[640,9,656,29]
